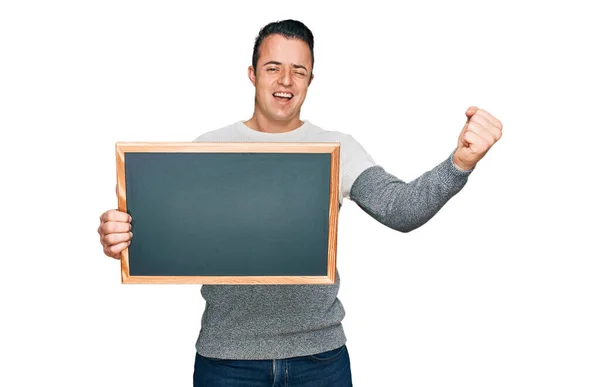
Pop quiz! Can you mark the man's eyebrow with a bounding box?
[262,61,282,67]
[293,64,308,72]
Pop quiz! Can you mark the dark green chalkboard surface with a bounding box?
[116,142,340,285]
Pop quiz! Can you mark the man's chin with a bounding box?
[270,111,299,122]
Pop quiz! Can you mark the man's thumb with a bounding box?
[465,106,478,118]
[458,106,477,148]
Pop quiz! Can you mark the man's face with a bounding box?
[249,34,313,123]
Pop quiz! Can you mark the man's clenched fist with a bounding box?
[453,106,503,171]
[98,209,133,259]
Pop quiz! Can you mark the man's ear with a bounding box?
[309,73,314,86]
[248,66,257,86]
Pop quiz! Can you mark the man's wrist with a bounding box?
[452,152,475,172]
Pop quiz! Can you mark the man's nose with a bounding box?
[277,68,293,87]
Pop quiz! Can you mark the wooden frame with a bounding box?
[115,142,340,285]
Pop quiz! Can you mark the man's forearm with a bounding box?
[349,151,472,232]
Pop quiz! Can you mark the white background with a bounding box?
[1,0,599,386]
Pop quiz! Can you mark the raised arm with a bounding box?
[350,151,471,232]
[350,106,502,232]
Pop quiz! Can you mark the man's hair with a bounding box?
[252,19,314,73]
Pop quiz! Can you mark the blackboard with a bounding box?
[115,142,340,285]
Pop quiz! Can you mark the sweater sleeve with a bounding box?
[349,150,473,232]
[339,134,378,199]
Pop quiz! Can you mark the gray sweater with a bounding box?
[193,120,472,359]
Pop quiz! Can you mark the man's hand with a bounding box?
[98,209,132,259]
[453,106,503,171]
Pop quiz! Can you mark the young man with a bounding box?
[98,19,502,386]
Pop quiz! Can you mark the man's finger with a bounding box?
[463,131,483,152]
[466,122,496,147]
[107,241,130,257]
[100,221,132,235]
[469,115,502,142]
[463,130,492,155]
[475,109,503,130]
[100,210,132,224]
[102,232,133,247]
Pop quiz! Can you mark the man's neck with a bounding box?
[244,114,303,134]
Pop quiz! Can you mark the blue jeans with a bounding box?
[193,344,352,386]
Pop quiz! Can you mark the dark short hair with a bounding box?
[252,19,315,73]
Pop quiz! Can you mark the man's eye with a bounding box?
[295,72,306,77]
[267,68,277,72]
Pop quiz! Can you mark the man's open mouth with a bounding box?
[273,92,293,101]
